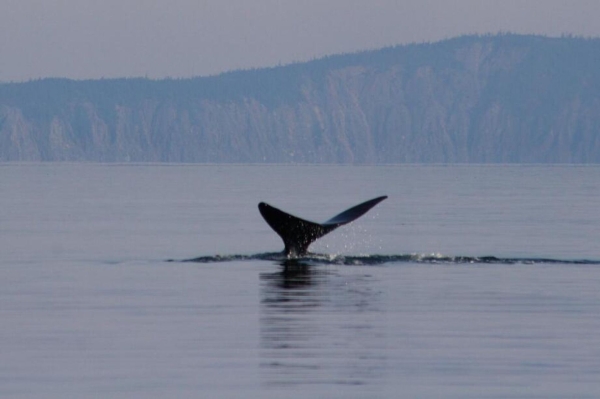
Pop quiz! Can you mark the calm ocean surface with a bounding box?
[1,163,600,398]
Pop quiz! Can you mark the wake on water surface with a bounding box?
[174,196,599,266]
[174,253,600,266]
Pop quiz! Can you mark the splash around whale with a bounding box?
[180,252,600,266]
[173,195,600,266]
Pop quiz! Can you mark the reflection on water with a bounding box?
[262,259,320,291]
[259,261,387,388]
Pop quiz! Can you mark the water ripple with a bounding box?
[174,253,600,266]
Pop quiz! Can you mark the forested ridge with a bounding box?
[2,34,599,163]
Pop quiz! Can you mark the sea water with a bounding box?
[1,164,599,398]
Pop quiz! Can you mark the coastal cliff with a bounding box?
[1,34,599,163]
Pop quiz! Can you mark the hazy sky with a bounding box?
[1,0,599,82]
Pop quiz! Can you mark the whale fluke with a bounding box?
[258,196,387,256]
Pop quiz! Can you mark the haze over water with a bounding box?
[1,164,600,398]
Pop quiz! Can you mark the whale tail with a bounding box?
[258,196,387,256]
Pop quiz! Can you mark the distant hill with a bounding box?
[1,34,600,163]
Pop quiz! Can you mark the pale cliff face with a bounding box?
[1,34,599,163]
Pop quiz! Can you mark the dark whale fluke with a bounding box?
[258,196,387,257]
